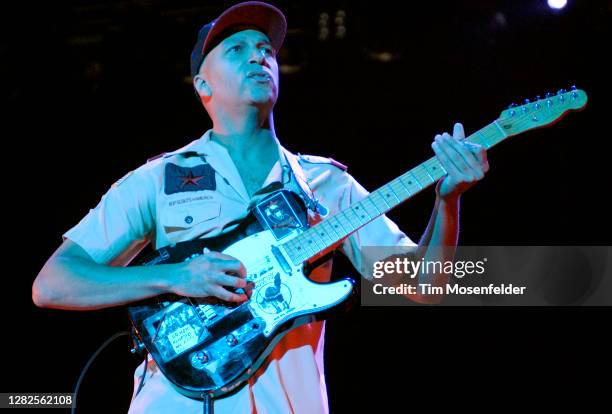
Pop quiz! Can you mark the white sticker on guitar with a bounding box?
[167,325,198,355]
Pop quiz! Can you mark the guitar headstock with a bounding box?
[497,86,588,136]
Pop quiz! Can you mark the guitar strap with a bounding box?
[280,148,329,219]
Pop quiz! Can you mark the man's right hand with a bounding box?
[33,240,249,310]
[169,250,248,302]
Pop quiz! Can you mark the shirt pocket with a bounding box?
[161,200,221,238]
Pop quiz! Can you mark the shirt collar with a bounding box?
[162,130,213,159]
[164,130,292,202]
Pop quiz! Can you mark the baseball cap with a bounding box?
[190,1,287,79]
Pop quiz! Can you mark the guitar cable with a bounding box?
[134,350,148,398]
[71,331,130,414]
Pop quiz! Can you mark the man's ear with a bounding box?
[193,75,212,99]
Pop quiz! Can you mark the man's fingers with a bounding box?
[202,250,247,277]
[465,142,490,174]
[444,134,483,176]
[211,286,248,302]
[449,122,487,176]
[213,273,248,289]
[453,122,465,140]
[432,138,465,179]
[217,259,247,277]
[431,123,489,195]
[471,143,489,172]
[203,250,235,261]
[435,134,471,175]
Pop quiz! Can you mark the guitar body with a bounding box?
[127,190,354,398]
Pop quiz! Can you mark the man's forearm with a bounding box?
[32,256,173,310]
[409,121,488,302]
[415,195,460,296]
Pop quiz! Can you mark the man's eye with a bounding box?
[229,45,242,52]
[261,47,274,56]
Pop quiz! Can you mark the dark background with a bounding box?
[3,0,611,412]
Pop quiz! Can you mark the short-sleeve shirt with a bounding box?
[64,130,416,413]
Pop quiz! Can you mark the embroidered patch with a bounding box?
[164,163,216,195]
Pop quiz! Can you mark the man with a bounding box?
[32,2,488,413]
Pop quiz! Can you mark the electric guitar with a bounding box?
[127,87,588,399]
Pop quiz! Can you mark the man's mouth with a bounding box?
[247,71,272,82]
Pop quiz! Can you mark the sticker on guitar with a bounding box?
[255,272,293,315]
[256,191,304,240]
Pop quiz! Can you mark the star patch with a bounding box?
[164,163,216,195]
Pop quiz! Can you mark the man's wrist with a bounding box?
[436,193,461,209]
[147,263,176,295]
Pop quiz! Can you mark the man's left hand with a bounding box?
[431,122,489,201]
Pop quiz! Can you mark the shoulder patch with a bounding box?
[164,163,216,195]
[147,152,167,163]
[298,154,348,171]
[112,170,134,187]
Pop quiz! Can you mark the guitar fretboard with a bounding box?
[282,120,509,265]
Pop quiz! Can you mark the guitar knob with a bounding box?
[534,95,541,101]
[545,92,553,98]
[191,350,211,369]
[557,88,566,95]
[195,351,209,363]
[523,98,531,104]
[508,103,517,109]
[226,334,238,347]
[570,85,577,90]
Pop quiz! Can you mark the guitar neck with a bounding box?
[281,120,510,265]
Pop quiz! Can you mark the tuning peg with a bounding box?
[507,103,517,116]
[557,88,566,95]
[570,85,578,99]
[520,99,530,112]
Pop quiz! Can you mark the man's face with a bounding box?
[198,29,279,111]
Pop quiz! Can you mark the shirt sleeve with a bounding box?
[63,168,156,265]
[338,173,417,280]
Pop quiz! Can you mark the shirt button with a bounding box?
[185,215,193,224]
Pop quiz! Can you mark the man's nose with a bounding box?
[248,48,267,65]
